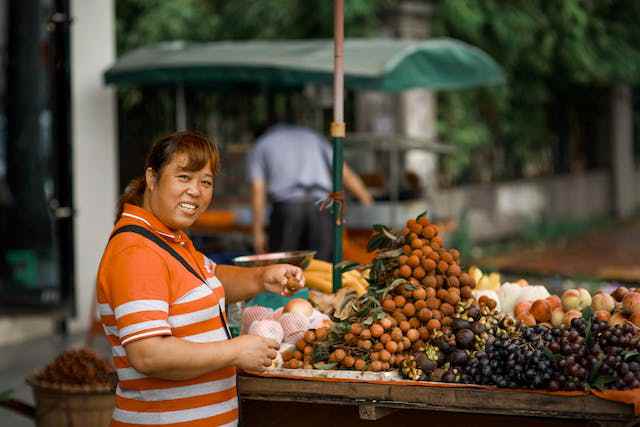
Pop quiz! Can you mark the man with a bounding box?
[248,123,373,261]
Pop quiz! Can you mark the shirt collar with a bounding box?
[120,203,187,244]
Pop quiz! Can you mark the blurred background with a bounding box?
[0,0,639,350]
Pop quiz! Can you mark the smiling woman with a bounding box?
[97,131,305,427]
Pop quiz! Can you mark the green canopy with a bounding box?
[104,38,504,91]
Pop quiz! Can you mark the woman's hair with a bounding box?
[116,130,220,221]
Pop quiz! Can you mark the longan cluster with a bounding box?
[385,217,476,334]
[281,327,330,369]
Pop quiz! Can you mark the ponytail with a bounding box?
[116,176,146,222]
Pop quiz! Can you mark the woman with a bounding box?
[97,130,304,426]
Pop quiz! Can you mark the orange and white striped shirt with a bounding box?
[97,204,238,427]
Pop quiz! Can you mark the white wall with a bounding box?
[68,0,117,333]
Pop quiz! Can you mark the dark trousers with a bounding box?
[268,199,334,262]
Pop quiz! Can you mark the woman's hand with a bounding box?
[231,335,279,372]
[261,264,305,296]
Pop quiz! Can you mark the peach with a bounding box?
[609,312,627,327]
[612,286,630,302]
[514,301,532,318]
[594,310,611,322]
[516,312,536,327]
[577,288,592,310]
[545,295,561,311]
[622,292,640,315]
[530,299,551,323]
[551,308,565,328]
[562,310,582,328]
[591,293,616,313]
[630,313,640,328]
[561,289,581,311]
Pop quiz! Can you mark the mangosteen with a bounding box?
[455,329,475,349]
[467,306,481,320]
[415,353,437,373]
[449,349,468,367]
[452,318,471,331]
[471,322,485,335]
[436,338,452,353]
[441,370,457,383]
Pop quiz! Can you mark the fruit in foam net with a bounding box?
[530,299,551,323]
[622,292,640,315]
[561,289,582,311]
[591,292,615,313]
[551,308,565,328]
[577,288,592,311]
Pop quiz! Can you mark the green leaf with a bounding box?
[362,316,373,326]
[336,261,360,273]
[542,347,560,362]
[313,362,337,370]
[416,211,429,221]
[582,307,593,345]
[624,351,640,361]
[0,389,13,402]
[366,234,386,252]
[591,375,617,391]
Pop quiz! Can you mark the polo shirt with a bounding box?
[96,203,238,427]
[247,124,333,203]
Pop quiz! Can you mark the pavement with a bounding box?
[0,332,110,426]
[478,218,640,283]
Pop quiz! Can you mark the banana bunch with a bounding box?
[304,259,369,296]
[469,266,501,291]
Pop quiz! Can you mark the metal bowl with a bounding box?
[232,250,316,269]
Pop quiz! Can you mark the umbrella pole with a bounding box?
[176,84,187,130]
[331,0,345,293]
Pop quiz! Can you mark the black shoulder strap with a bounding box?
[110,224,232,339]
[110,224,206,283]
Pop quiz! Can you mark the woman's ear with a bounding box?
[145,167,157,191]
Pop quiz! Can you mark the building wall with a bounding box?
[68,0,117,333]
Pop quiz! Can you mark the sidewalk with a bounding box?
[0,332,109,426]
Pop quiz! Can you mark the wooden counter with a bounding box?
[238,375,637,427]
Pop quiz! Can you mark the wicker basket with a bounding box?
[26,376,115,427]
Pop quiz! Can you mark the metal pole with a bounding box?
[176,84,187,130]
[331,0,345,292]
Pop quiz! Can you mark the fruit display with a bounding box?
[30,348,116,391]
[304,259,369,296]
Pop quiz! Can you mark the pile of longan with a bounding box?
[282,327,330,369]
[384,216,476,334]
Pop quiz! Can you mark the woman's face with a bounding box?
[144,153,214,231]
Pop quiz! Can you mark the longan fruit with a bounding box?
[402,303,416,317]
[418,326,430,340]
[334,349,346,362]
[426,297,441,310]
[422,258,437,272]
[373,342,384,351]
[282,351,294,362]
[418,217,430,227]
[401,337,411,350]
[422,275,436,289]
[431,241,441,251]
[447,276,460,288]
[432,236,444,247]
[406,328,420,342]
[418,307,433,321]
[459,272,473,286]
[440,303,454,316]
[315,327,329,341]
[413,287,427,300]
[412,266,426,279]
[380,317,393,330]
[391,327,403,342]
[385,340,399,354]
[358,339,372,350]
[437,289,449,300]
[343,333,356,345]
[392,309,407,322]
[351,323,363,336]
[427,319,442,330]
[409,317,421,329]
[402,245,412,255]
[370,361,383,372]
[304,330,316,344]
[450,249,460,260]
[438,261,449,274]
[448,264,461,277]
[411,249,424,258]
[461,286,473,299]
[415,299,427,310]
[360,328,372,340]
[303,345,313,355]
[407,232,418,241]
[393,295,406,308]
[382,298,396,312]
[441,252,453,264]
[399,320,411,333]
[425,287,437,298]
[446,290,461,306]
[442,316,453,327]
[379,349,391,362]
[401,227,410,236]
[354,359,366,371]
[370,352,380,362]
[423,225,437,239]
[407,255,420,268]
[406,219,417,228]
[411,238,424,249]
[399,265,412,278]
[436,276,445,287]
[431,309,443,320]
[342,356,355,368]
[398,255,409,265]
[296,339,306,351]
[370,324,384,338]
[294,350,303,361]
[380,333,391,344]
